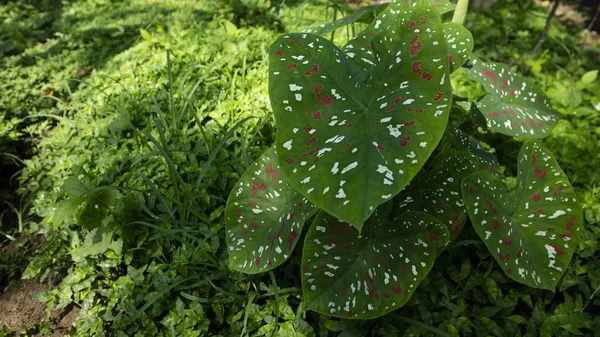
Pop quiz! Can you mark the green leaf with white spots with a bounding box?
[301,5,385,36]
[392,150,480,247]
[444,123,502,178]
[301,0,455,37]
[225,147,318,274]
[302,208,448,319]
[462,58,561,139]
[270,6,452,230]
[461,141,582,290]
[442,23,473,73]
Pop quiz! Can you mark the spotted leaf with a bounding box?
[462,58,561,139]
[225,147,318,274]
[392,150,479,247]
[444,123,502,178]
[442,23,473,73]
[461,141,581,290]
[302,208,448,318]
[301,5,385,36]
[270,6,452,230]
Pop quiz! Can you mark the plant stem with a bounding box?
[531,0,560,60]
[452,0,469,26]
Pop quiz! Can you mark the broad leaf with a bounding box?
[302,208,448,318]
[462,58,561,139]
[301,0,456,36]
[392,150,479,247]
[225,147,318,274]
[461,141,581,290]
[270,5,452,229]
[442,23,473,73]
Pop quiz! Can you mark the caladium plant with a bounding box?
[224,0,581,320]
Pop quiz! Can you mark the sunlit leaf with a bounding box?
[463,58,561,139]
[225,147,318,273]
[302,206,448,318]
[461,141,581,290]
[270,5,452,229]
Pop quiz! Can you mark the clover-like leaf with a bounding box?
[270,6,452,229]
[442,23,473,73]
[461,141,582,290]
[462,58,561,139]
[393,150,479,247]
[302,208,448,318]
[225,147,318,274]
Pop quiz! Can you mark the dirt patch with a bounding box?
[0,275,78,337]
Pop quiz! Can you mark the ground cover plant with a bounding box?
[1,0,600,336]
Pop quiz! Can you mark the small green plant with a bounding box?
[225,0,582,319]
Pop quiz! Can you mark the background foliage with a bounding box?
[1,0,599,336]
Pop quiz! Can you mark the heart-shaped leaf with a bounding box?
[462,58,561,139]
[392,150,479,247]
[442,23,473,73]
[225,147,318,274]
[270,6,452,229]
[461,141,582,290]
[302,208,448,318]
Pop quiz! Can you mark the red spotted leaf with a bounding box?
[442,22,473,73]
[463,58,561,139]
[461,141,581,290]
[302,207,448,318]
[270,5,452,230]
[225,147,318,274]
[393,150,480,247]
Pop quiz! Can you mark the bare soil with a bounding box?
[0,263,78,336]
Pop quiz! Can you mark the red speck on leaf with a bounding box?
[256,258,261,267]
[286,158,295,164]
[508,89,515,96]
[251,222,259,229]
[364,45,372,50]
[275,50,282,56]
[531,153,537,163]
[529,118,536,128]
[484,198,498,213]
[332,219,353,235]
[288,63,297,69]
[400,136,411,147]
[301,148,319,157]
[314,83,333,107]
[498,253,511,261]
[306,137,317,146]
[401,264,407,274]
[448,55,454,64]
[548,243,565,255]
[552,186,563,196]
[517,251,523,258]
[433,92,444,101]
[410,36,422,56]
[248,201,257,206]
[429,235,439,241]
[304,64,319,76]
[502,78,508,89]
[421,72,433,81]
[419,15,427,25]
[346,122,355,128]
[559,233,572,239]
[469,187,474,194]
[377,144,384,151]
[384,292,390,298]
[534,165,547,179]
[268,259,272,266]
[236,209,242,217]
[502,239,513,246]
[533,194,540,202]
[411,61,423,76]
[343,143,351,149]
[312,111,322,120]
[392,286,402,294]
[380,257,388,265]
[404,120,418,127]
[566,215,576,230]
[241,229,248,236]
[265,163,280,184]
[408,21,416,29]
[492,220,501,230]
[288,230,299,250]
[488,112,500,117]
[251,180,266,196]
[507,268,513,275]
[394,96,406,104]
